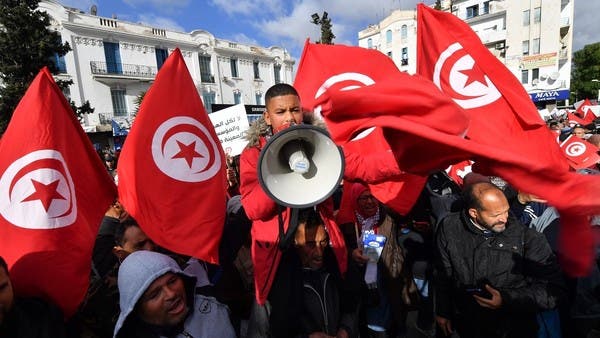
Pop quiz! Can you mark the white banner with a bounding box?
[208,104,250,156]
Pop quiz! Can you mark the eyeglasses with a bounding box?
[304,239,329,249]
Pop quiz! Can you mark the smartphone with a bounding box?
[465,287,492,299]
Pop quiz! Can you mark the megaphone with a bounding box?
[258,124,344,208]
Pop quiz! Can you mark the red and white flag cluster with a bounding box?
[294,4,600,275]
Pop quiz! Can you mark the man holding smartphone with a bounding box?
[433,181,566,338]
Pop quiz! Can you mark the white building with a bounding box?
[38,0,294,146]
[358,0,574,110]
[357,10,418,74]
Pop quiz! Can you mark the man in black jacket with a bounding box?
[434,182,566,338]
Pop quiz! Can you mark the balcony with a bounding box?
[464,1,506,22]
[559,48,569,60]
[98,111,131,124]
[90,61,157,83]
[201,74,215,83]
[94,111,134,134]
[479,29,507,44]
[560,16,571,37]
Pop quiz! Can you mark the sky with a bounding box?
[58,0,599,64]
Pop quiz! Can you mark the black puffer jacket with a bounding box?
[434,211,566,338]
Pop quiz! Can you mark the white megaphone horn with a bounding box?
[257,124,344,208]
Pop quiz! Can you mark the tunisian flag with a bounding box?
[576,99,595,123]
[417,4,600,274]
[0,68,117,317]
[118,49,226,264]
[560,135,600,169]
[294,41,426,215]
[568,111,588,127]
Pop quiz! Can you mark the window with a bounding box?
[274,64,281,84]
[230,58,238,78]
[199,55,213,83]
[256,93,262,105]
[523,10,530,26]
[401,47,408,65]
[401,25,407,39]
[62,86,71,101]
[483,1,490,14]
[386,30,392,43]
[532,68,539,82]
[155,48,168,70]
[387,51,392,58]
[234,91,242,104]
[466,4,479,18]
[367,38,373,49]
[532,38,540,54]
[52,52,67,73]
[253,61,260,79]
[202,92,215,113]
[52,34,67,73]
[111,88,127,116]
[533,7,541,23]
[104,42,122,74]
[521,70,529,84]
[522,40,529,56]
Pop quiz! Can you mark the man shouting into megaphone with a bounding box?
[239,84,356,338]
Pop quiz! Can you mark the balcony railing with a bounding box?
[98,111,130,125]
[90,61,157,78]
[201,74,215,83]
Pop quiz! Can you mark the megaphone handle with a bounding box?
[278,207,300,251]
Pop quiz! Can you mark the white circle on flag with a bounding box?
[433,42,501,109]
[565,141,586,157]
[151,116,221,182]
[313,72,375,118]
[0,149,77,229]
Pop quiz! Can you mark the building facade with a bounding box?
[39,0,294,144]
[358,0,574,110]
[357,10,418,74]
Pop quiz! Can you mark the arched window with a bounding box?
[401,25,407,39]
[386,30,392,43]
[367,38,373,48]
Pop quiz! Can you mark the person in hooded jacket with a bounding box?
[113,250,235,338]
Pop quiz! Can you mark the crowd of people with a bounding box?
[2,83,600,338]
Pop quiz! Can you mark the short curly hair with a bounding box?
[265,83,299,106]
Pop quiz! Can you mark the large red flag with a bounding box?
[117,49,226,264]
[416,4,600,274]
[0,68,117,317]
[417,4,567,170]
[294,41,426,215]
